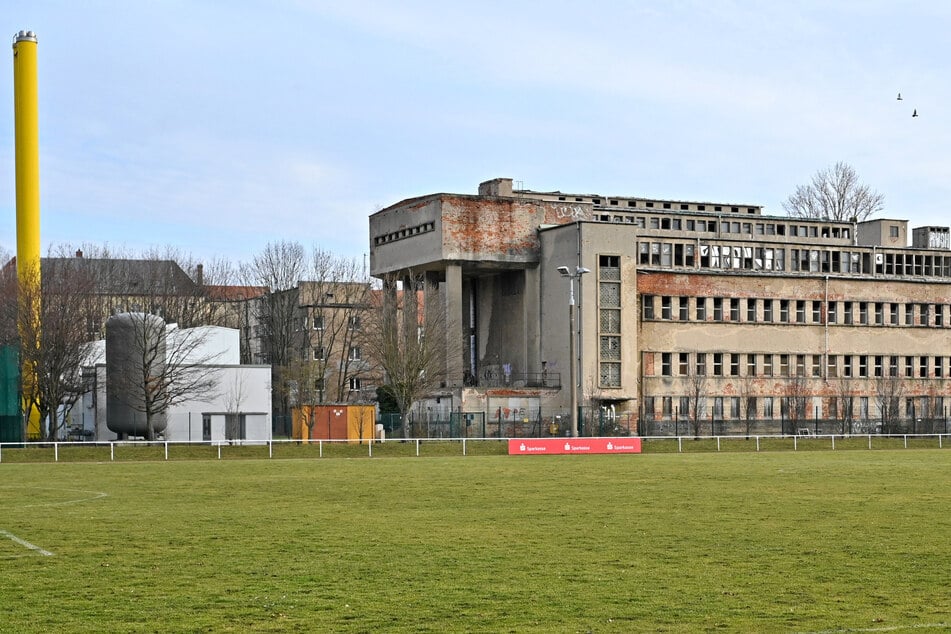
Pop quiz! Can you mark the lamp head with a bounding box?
[556,266,570,275]
[577,267,591,275]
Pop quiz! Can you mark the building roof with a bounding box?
[205,285,268,301]
[42,257,199,295]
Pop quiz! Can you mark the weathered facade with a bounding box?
[369,178,951,435]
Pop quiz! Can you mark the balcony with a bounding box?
[468,370,561,389]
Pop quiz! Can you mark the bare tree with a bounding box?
[224,370,247,443]
[300,249,373,404]
[282,356,324,440]
[47,244,229,339]
[835,377,856,435]
[353,404,375,445]
[0,254,26,440]
[687,370,707,438]
[784,374,810,433]
[739,375,757,438]
[107,313,221,440]
[783,161,884,222]
[242,241,308,434]
[922,385,942,434]
[7,252,100,440]
[360,272,457,439]
[875,373,905,435]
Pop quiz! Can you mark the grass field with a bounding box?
[1,451,949,632]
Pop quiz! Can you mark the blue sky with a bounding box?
[2,1,950,264]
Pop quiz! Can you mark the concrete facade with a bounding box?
[369,178,951,435]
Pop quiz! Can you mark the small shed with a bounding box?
[292,404,376,442]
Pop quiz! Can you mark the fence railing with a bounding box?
[642,432,949,453]
[472,371,561,389]
[381,410,638,438]
[639,417,951,437]
[0,433,948,463]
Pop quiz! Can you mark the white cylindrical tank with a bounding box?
[106,313,167,437]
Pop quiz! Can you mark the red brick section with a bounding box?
[441,196,586,260]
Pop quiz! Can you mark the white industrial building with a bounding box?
[72,322,272,442]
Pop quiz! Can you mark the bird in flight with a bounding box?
[913,109,918,118]
[897,92,903,100]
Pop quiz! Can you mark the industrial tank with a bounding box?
[106,313,167,437]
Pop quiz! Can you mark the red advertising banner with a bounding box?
[508,437,642,455]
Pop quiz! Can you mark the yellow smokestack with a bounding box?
[13,30,40,277]
[13,30,41,438]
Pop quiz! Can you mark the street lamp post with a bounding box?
[557,265,590,437]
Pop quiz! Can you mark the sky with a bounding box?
[2,1,950,266]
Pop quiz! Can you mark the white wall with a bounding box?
[168,325,241,365]
[73,325,270,442]
[163,365,271,442]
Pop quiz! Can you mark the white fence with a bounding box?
[0,437,500,462]
[643,432,950,452]
[0,433,949,463]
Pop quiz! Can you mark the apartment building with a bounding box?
[368,178,951,435]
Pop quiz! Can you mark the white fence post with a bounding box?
[54,442,58,462]
[164,442,169,461]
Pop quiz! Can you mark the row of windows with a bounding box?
[638,242,867,273]
[373,221,436,246]
[310,346,362,361]
[647,351,951,379]
[301,315,362,330]
[638,240,951,278]
[312,377,365,391]
[643,295,951,328]
[641,395,940,421]
[553,195,760,214]
[598,256,623,387]
[604,216,850,241]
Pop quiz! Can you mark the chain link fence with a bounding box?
[376,408,638,439]
[638,416,951,437]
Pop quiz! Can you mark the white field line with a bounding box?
[0,486,107,507]
[0,529,54,557]
[24,489,107,507]
[800,623,951,634]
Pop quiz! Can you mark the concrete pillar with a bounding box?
[444,264,463,387]
[382,277,398,360]
[424,269,451,387]
[424,271,441,330]
[523,266,541,378]
[401,274,417,348]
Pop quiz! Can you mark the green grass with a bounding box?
[1,451,949,632]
